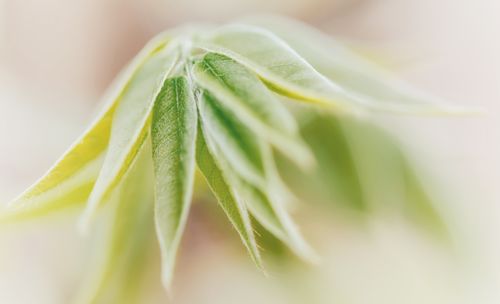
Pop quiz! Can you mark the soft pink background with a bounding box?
[0,0,498,303]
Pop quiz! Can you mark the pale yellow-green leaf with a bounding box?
[192,52,313,167]
[0,154,103,223]
[198,23,473,114]
[3,33,171,222]
[196,124,262,269]
[151,76,197,289]
[243,15,474,115]
[74,141,155,304]
[80,42,180,228]
[196,24,368,112]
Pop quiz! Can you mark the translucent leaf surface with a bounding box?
[196,124,262,269]
[81,43,180,228]
[75,141,155,304]
[0,154,103,223]
[4,34,171,221]
[197,24,370,112]
[243,16,473,114]
[151,76,197,289]
[192,52,312,167]
[199,24,471,114]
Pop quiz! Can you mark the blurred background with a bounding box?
[0,0,499,303]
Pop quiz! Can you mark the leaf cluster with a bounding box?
[1,16,464,301]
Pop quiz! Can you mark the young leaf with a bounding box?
[196,24,369,112]
[198,99,314,262]
[197,91,266,189]
[196,124,262,269]
[151,76,197,289]
[243,16,471,114]
[75,141,155,304]
[80,43,180,228]
[3,35,172,221]
[0,154,103,223]
[235,173,317,262]
[192,52,313,167]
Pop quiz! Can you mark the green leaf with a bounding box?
[198,24,472,114]
[197,90,266,189]
[192,52,313,167]
[151,76,197,289]
[196,124,263,269]
[198,99,315,262]
[80,42,180,228]
[3,33,171,222]
[235,170,317,262]
[243,15,473,114]
[75,140,155,304]
[196,24,369,112]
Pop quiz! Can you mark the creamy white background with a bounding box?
[0,0,498,303]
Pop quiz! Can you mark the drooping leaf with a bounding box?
[3,34,172,222]
[151,76,197,289]
[198,24,471,114]
[80,42,180,228]
[1,19,458,300]
[243,15,470,115]
[0,154,104,223]
[192,52,312,167]
[195,124,262,269]
[196,24,370,112]
[236,175,317,262]
[198,98,315,261]
[197,91,266,189]
[75,141,155,304]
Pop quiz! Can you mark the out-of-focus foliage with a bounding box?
[75,141,156,304]
[1,15,464,303]
[276,108,446,234]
